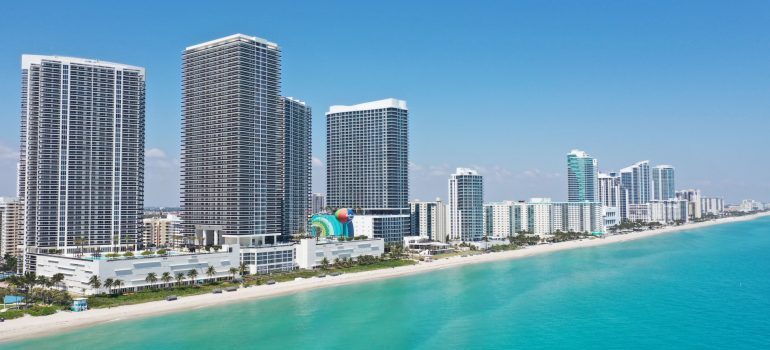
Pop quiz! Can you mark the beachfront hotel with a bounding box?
[326,98,410,243]
[18,55,145,268]
[281,97,312,237]
[448,168,484,241]
[567,149,599,202]
[181,34,283,247]
[0,197,23,263]
[483,201,528,237]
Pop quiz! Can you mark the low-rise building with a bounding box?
[34,245,241,295]
[296,238,384,269]
[700,197,724,216]
[403,236,453,255]
[239,244,296,274]
[351,214,410,243]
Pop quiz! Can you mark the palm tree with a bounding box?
[51,273,65,290]
[161,272,172,288]
[187,269,198,285]
[88,275,101,294]
[145,272,158,289]
[205,265,216,283]
[74,236,86,257]
[112,279,124,294]
[334,257,341,267]
[238,263,248,277]
[320,257,330,270]
[228,267,238,281]
[175,272,185,287]
[103,278,114,295]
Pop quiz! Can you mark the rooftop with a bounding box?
[21,55,145,73]
[327,98,407,115]
[185,33,279,51]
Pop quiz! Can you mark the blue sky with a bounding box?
[0,0,768,206]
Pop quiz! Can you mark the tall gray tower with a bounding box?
[19,55,145,257]
[281,97,312,237]
[181,34,282,247]
[326,98,409,242]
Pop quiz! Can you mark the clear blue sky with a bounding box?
[1,0,768,206]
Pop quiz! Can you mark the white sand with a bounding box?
[1,212,768,343]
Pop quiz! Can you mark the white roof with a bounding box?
[22,55,145,73]
[568,149,590,157]
[653,164,674,169]
[327,98,407,115]
[185,33,278,51]
[283,96,306,106]
[620,160,649,173]
[453,167,479,176]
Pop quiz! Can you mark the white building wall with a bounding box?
[35,246,240,295]
[296,238,384,269]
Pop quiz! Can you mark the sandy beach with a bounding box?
[1,212,768,343]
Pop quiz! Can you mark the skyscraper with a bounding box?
[598,172,623,208]
[281,97,312,236]
[181,34,282,247]
[448,168,484,241]
[652,165,676,200]
[19,55,145,258]
[620,161,651,205]
[567,149,598,202]
[0,198,24,263]
[326,98,409,243]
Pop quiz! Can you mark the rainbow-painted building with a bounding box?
[310,209,355,238]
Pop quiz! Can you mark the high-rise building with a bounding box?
[527,198,553,235]
[484,201,515,237]
[676,189,702,220]
[567,149,598,202]
[409,198,447,241]
[326,98,409,243]
[0,198,24,261]
[281,97,312,236]
[142,214,184,248]
[181,34,282,247]
[448,168,484,241]
[598,172,627,225]
[650,199,689,223]
[311,193,326,214]
[652,165,676,200]
[620,161,651,205]
[19,55,145,259]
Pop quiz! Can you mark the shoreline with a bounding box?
[2,212,769,343]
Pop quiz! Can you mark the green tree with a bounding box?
[88,275,101,294]
[161,272,172,288]
[205,265,217,283]
[112,279,124,294]
[103,278,114,294]
[2,253,17,272]
[320,257,330,270]
[187,269,198,285]
[175,272,185,287]
[145,272,158,289]
[228,267,238,281]
[51,273,65,290]
[238,263,248,277]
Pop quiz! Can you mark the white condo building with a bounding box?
[326,99,410,243]
[19,55,145,266]
[410,199,447,242]
[700,197,724,216]
[676,189,702,220]
[449,168,484,241]
[620,161,652,206]
[483,201,528,237]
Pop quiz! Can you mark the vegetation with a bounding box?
[1,253,17,272]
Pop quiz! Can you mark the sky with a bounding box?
[0,0,768,206]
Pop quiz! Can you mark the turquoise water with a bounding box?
[5,217,770,349]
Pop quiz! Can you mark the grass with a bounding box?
[0,305,63,319]
[88,281,240,309]
[243,259,417,286]
[432,250,483,260]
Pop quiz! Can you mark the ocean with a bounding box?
[4,217,770,349]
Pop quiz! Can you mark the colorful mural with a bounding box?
[310,209,355,238]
